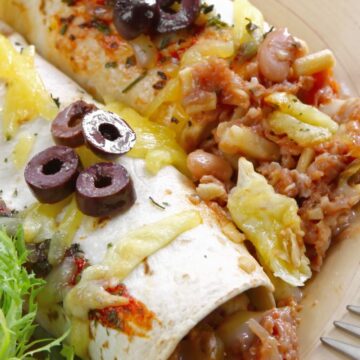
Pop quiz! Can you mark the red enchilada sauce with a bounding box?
[89,284,155,336]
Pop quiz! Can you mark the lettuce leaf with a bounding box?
[0,227,72,359]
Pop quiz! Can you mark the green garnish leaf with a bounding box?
[60,23,68,35]
[201,3,214,14]
[0,228,45,358]
[159,36,171,50]
[0,228,71,358]
[149,196,166,210]
[105,61,117,69]
[245,17,259,35]
[207,14,227,28]
[122,71,148,93]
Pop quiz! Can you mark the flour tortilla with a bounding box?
[0,0,232,115]
[0,23,272,360]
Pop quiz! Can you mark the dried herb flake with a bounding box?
[105,61,117,69]
[149,196,166,210]
[122,71,147,93]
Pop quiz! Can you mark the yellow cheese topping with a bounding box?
[228,158,311,287]
[64,210,202,358]
[107,103,188,175]
[0,35,57,139]
[12,132,35,169]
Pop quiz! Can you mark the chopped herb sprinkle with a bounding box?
[171,117,179,124]
[60,23,68,35]
[94,20,111,35]
[159,36,171,50]
[207,14,227,28]
[122,71,147,93]
[149,196,166,210]
[125,56,136,68]
[157,71,167,80]
[201,3,214,14]
[105,61,117,69]
[51,95,61,108]
[245,18,258,35]
[263,26,275,39]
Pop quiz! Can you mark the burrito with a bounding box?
[0,0,235,115]
[0,23,304,360]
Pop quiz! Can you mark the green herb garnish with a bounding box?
[263,26,275,39]
[245,17,258,35]
[207,14,227,28]
[105,61,117,69]
[149,196,166,210]
[51,94,61,108]
[60,23,68,35]
[159,36,171,50]
[125,55,136,68]
[201,3,214,14]
[122,71,148,93]
[0,228,72,358]
[94,20,111,35]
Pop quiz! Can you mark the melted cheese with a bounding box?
[0,35,57,138]
[107,103,188,175]
[64,210,202,357]
[12,132,35,169]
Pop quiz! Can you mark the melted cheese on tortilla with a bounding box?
[0,35,57,139]
[64,210,202,357]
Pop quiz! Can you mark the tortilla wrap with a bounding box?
[0,0,233,115]
[0,23,273,359]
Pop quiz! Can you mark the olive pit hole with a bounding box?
[42,158,63,175]
[68,114,83,128]
[99,123,121,141]
[95,176,112,188]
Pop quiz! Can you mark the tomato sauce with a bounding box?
[89,284,155,337]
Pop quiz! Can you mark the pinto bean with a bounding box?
[187,150,233,182]
[258,28,297,83]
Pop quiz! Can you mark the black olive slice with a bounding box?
[113,0,158,40]
[24,146,81,204]
[82,110,136,159]
[75,162,136,217]
[156,0,201,34]
[51,100,97,148]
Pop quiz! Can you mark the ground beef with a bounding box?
[244,305,299,360]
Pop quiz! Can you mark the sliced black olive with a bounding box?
[156,0,201,34]
[24,146,81,204]
[82,109,136,159]
[113,0,158,40]
[51,100,97,148]
[75,162,136,217]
